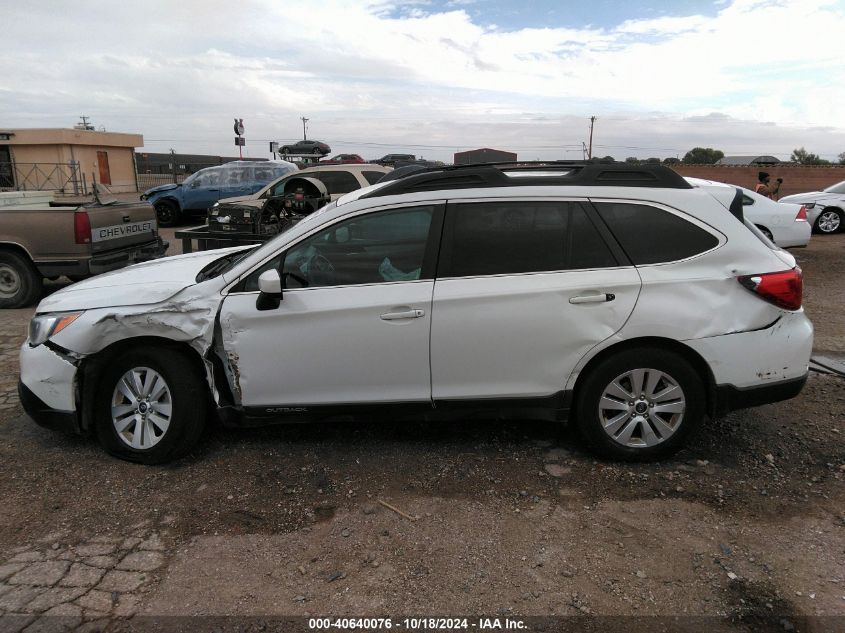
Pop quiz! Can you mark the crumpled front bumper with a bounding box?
[19,342,80,434]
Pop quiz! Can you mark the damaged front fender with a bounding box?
[47,282,231,406]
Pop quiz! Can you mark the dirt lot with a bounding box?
[0,231,842,631]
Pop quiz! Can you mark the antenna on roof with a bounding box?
[75,115,95,131]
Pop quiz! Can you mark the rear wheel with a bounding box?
[281,146,291,155]
[0,250,43,308]
[95,348,207,464]
[815,208,842,234]
[575,348,705,461]
[154,199,180,227]
[755,224,774,241]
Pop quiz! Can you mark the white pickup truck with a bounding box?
[0,190,167,308]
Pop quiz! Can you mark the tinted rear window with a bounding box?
[314,171,360,194]
[594,202,719,265]
[363,171,386,185]
[439,201,618,277]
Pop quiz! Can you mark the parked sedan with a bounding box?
[280,140,331,156]
[321,154,364,165]
[141,161,296,226]
[686,178,810,248]
[780,180,845,234]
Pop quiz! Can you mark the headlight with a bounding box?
[28,312,83,347]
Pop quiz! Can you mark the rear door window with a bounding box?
[438,201,618,277]
[594,202,719,265]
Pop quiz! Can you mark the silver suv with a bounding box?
[19,163,813,463]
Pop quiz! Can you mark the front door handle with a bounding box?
[569,293,615,304]
[380,309,425,320]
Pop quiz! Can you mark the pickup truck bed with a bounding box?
[0,191,168,308]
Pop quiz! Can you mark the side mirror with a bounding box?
[256,269,282,311]
[258,269,282,297]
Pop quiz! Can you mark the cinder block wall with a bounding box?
[670,165,845,197]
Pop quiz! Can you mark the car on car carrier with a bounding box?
[18,162,812,463]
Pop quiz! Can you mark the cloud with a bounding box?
[1,0,844,161]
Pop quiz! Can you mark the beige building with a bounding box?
[0,128,143,194]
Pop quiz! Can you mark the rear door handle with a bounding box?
[569,293,615,304]
[380,309,425,320]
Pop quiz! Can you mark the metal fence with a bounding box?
[0,161,87,194]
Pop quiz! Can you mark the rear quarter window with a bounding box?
[594,202,719,265]
[363,171,386,185]
[315,171,361,194]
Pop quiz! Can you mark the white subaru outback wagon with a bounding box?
[19,163,813,463]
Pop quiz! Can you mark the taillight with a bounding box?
[738,267,803,311]
[74,211,91,244]
[795,206,808,222]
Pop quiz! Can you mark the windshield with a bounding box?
[823,180,845,194]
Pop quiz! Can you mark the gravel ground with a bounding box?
[0,231,842,631]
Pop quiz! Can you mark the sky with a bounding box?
[2,0,845,163]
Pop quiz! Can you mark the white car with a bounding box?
[780,180,845,234]
[686,178,810,248]
[19,163,813,463]
[213,164,392,212]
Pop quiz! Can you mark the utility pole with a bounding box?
[587,116,596,160]
[301,117,309,141]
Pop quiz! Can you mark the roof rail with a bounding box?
[362,161,692,199]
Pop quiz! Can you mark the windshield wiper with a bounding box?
[195,248,256,282]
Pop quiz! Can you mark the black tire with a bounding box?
[281,146,291,155]
[814,207,842,234]
[154,199,180,227]
[95,348,207,464]
[0,250,43,309]
[755,224,774,241]
[575,347,705,461]
[313,147,322,155]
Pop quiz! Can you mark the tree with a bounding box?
[837,151,845,165]
[682,147,724,164]
[625,157,639,164]
[791,147,830,165]
[646,157,661,164]
[663,157,680,165]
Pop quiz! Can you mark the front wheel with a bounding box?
[575,348,705,461]
[815,208,842,234]
[95,348,207,464]
[154,199,180,227]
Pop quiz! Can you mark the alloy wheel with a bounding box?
[598,368,686,448]
[817,210,841,233]
[111,367,173,450]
